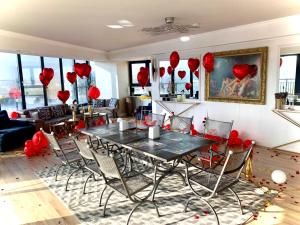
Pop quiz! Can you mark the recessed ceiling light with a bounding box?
[106,25,123,29]
[118,19,134,27]
[180,36,190,42]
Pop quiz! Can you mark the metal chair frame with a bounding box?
[183,141,255,225]
[170,115,194,134]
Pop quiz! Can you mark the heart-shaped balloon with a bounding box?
[167,66,173,75]
[170,51,180,69]
[159,67,165,77]
[83,64,91,78]
[249,64,258,78]
[42,68,54,81]
[66,72,77,84]
[232,64,250,80]
[88,86,101,99]
[188,58,200,72]
[203,53,214,73]
[194,70,200,79]
[185,83,192,90]
[137,70,149,88]
[57,90,70,103]
[178,70,186,79]
[39,72,51,87]
[74,63,85,78]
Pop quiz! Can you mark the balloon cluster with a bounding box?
[137,67,149,89]
[24,131,49,157]
[74,119,86,131]
[39,68,54,87]
[57,90,70,103]
[74,63,91,79]
[228,130,253,149]
[88,85,101,100]
[232,64,258,81]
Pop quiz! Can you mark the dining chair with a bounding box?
[41,129,84,191]
[199,117,233,167]
[143,112,166,127]
[90,149,160,225]
[183,141,255,225]
[170,115,193,134]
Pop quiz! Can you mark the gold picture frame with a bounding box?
[205,47,268,104]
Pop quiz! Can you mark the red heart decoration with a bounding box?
[170,51,180,69]
[249,64,258,78]
[178,70,186,79]
[185,83,192,90]
[159,67,165,77]
[137,71,149,88]
[88,86,101,99]
[83,64,91,78]
[188,58,200,72]
[57,90,70,103]
[232,64,250,80]
[66,72,77,84]
[42,68,54,81]
[203,53,214,73]
[74,63,85,78]
[32,131,48,149]
[167,66,173,75]
[39,73,51,87]
[194,70,199,79]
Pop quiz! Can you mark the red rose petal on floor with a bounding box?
[296,171,299,174]
[204,211,209,215]
[266,181,270,184]
[291,175,295,178]
[291,196,294,199]
[194,214,200,219]
[295,201,299,204]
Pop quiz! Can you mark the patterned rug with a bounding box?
[36,164,277,225]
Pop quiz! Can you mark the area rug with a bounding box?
[36,165,277,225]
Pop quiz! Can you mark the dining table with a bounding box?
[80,122,215,200]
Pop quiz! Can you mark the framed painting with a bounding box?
[205,47,268,104]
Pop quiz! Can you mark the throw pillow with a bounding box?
[38,107,52,120]
[52,106,65,118]
[94,99,105,108]
[29,111,39,120]
[109,98,118,108]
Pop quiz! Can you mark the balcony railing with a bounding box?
[279,79,295,94]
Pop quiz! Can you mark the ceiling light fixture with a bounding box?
[180,36,190,42]
[106,25,123,29]
[118,20,134,27]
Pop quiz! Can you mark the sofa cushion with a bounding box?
[38,107,52,120]
[95,99,105,108]
[52,105,65,118]
[29,111,39,119]
[0,110,10,129]
[109,98,118,108]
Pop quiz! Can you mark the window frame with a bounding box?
[128,60,151,96]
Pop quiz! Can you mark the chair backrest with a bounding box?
[73,137,94,160]
[170,115,193,134]
[204,117,233,139]
[144,113,166,127]
[41,129,61,151]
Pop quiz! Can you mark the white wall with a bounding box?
[0,29,107,61]
[116,61,130,99]
[109,15,300,152]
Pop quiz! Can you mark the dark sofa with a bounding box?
[0,110,35,152]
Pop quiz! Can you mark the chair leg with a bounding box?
[99,185,107,207]
[65,168,81,191]
[103,190,114,217]
[55,164,64,181]
[83,173,93,195]
[228,187,243,214]
[184,196,220,225]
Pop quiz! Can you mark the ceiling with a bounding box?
[0,0,300,51]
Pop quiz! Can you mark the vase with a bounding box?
[275,98,285,110]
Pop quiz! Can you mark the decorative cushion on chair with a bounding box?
[109,98,118,108]
[38,107,52,120]
[94,99,105,108]
[52,106,65,118]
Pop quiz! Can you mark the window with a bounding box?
[62,58,77,104]
[128,60,151,96]
[43,57,62,105]
[159,59,199,98]
[90,61,117,99]
[0,53,22,113]
[75,60,88,103]
[279,55,297,94]
[21,55,44,108]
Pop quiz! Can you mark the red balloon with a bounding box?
[32,131,48,148]
[137,67,149,88]
[185,83,191,90]
[188,58,200,72]
[10,111,19,119]
[88,86,100,99]
[57,90,70,103]
[42,68,54,81]
[39,72,51,87]
[170,51,180,69]
[25,140,34,149]
[83,64,91,78]
[159,67,165,77]
[249,64,258,78]
[24,140,40,157]
[194,70,200,79]
[66,72,77,84]
[234,138,243,146]
[230,130,239,139]
[178,70,186,79]
[243,139,252,149]
[9,87,21,99]
[167,66,173,75]
[95,117,106,126]
[203,52,214,73]
[74,63,85,78]
[232,64,250,80]
[74,119,85,131]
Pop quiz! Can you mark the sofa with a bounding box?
[93,98,119,118]
[17,104,73,132]
[0,110,35,152]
